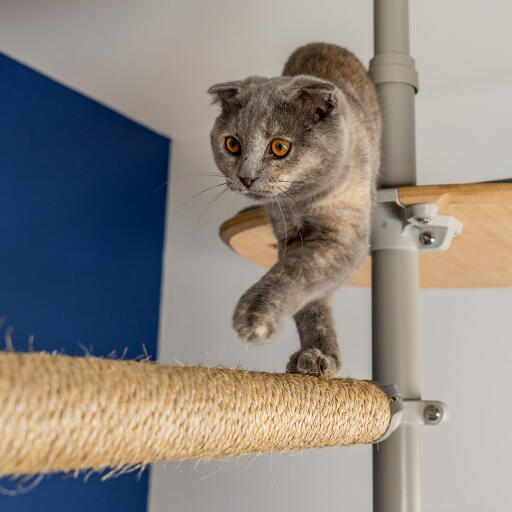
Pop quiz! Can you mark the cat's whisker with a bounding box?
[192,185,230,246]
[276,185,294,200]
[153,181,168,193]
[201,187,229,220]
[182,182,229,207]
[293,228,304,285]
[173,175,226,180]
[272,192,288,257]
[187,170,225,173]
[155,172,225,192]
[274,179,305,184]
[175,172,226,178]
[275,186,303,283]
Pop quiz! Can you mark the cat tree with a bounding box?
[0,2,510,512]
[219,1,511,511]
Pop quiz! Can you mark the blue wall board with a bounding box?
[0,53,170,511]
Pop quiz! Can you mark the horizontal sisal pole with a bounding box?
[0,351,391,476]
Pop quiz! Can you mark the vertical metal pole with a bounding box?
[370,1,422,511]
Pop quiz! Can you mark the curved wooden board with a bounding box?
[219,183,512,288]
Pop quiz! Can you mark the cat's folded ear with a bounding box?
[289,76,338,123]
[207,81,242,105]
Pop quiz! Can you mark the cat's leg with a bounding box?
[231,266,291,344]
[232,234,365,344]
[286,296,340,378]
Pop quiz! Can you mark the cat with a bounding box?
[208,43,381,378]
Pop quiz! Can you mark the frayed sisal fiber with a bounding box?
[0,351,391,476]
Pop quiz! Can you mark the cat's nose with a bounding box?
[240,176,257,189]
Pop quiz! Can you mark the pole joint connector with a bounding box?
[369,52,419,92]
[371,188,463,253]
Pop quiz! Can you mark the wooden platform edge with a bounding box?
[398,182,512,205]
[219,182,512,288]
[219,207,269,249]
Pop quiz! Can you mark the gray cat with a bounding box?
[208,43,381,378]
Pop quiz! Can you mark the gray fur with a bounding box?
[208,43,381,378]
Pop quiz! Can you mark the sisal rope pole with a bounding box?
[0,351,391,476]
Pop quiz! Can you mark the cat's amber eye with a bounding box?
[225,136,241,155]
[270,139,291,158]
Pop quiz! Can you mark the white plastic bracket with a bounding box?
[373,383,404,443]
[371,188,463,253]
[402,399,449,426]
[372,391,449,444]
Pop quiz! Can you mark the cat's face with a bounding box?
[208,75,347,204]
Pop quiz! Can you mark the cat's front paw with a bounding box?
[232,290,284,344]
[286,348,339,379]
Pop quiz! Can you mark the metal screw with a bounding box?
[415,216,432,225]
[424,404,442,424]
[419,231,436,246]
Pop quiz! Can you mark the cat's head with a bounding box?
[208,75,348,203]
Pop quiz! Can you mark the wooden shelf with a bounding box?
[219,182,512,288]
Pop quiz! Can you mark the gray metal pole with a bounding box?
[372,252,422,512]
[370,1,423,511]
[372,0,417,187]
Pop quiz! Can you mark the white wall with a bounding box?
[1,1,511,510]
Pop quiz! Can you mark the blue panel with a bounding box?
[0,54,170,511]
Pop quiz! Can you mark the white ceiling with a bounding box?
[1,0,511,184]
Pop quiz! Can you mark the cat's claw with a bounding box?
[286,348,339,378]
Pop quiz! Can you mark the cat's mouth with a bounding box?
[227,181,282,202]
[228,184,272,202]
[244,190,274,202]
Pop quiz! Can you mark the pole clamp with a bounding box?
[373,384,404,443]
[369,52,419,92]
[373,385,449,444]
[371,188,463,253]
